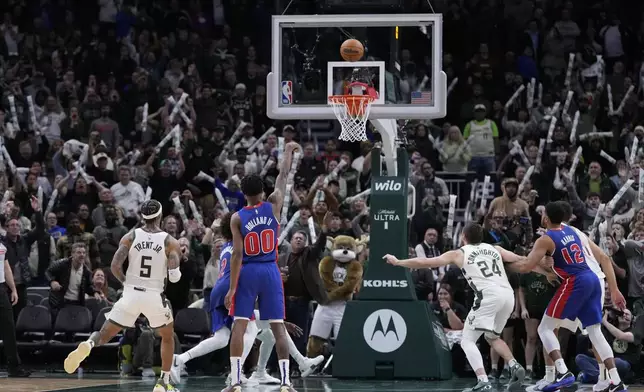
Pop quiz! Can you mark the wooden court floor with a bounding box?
[1,374,643,392]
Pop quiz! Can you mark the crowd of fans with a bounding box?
[0,0,643,386]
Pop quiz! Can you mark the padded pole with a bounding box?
[370,118,397,176]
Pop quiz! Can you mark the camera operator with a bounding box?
[575,308,644,383]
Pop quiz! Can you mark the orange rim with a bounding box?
[329,95,374,117]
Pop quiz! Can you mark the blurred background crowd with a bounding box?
[0,0,643,386]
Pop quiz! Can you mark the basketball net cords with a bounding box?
[330,97,373,142]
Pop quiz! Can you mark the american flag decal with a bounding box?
[411,91,432,105]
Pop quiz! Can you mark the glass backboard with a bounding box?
[267,14,447,120]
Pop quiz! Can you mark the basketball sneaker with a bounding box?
[220,384,241,392]
[300,355,325,377]
[64,341,93,374]
[542,371,575,392]
[526,377,551,392]
[508,362,526,390]
[594,380,611,391]
[600,381,628,392]
[170,355,185,384]
[280,384,298,392]
[463,380,493,392]
[153,378,179,392]
[225,373,257,386]
[248,370,280,384]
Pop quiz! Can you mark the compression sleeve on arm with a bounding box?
[168,267,182,283]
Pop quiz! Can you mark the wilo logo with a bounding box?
[374,180,403,192]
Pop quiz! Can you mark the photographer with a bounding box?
[575,308,644,383]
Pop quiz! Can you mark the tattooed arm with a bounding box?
[165,234,182,282]
[111,230,134,284]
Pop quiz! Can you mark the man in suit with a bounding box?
[46,242,100,323]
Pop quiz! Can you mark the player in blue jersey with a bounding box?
[224,141,301,392]
[522,202,627,392]
[170,212,323,385]
[169,213,256,384]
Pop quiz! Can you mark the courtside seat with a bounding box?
[39,297,50,309]
[85,298,109,322]
[92,306,120,347]
[27,292,44,307]
[49,305,93,347]
[16,305,52,347]
[174,308,210,349]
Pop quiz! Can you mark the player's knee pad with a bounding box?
[538,315,559,334]
[306,336,326,357]
[585,324,613,361]
[245,320,259,336]
[537,317,561,354]
[257,328,275,344]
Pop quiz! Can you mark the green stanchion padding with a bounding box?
[333,148,452,379]
[333,300,452,379]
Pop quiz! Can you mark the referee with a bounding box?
[0,241,30,377]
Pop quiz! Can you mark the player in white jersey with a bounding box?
[529,201,626,392]
[63,200,182,392]
[384,223,554,392]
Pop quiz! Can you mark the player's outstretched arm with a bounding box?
[510,236,554,273]
[383,250,460,269]
[166,235,182,283]
[111,231,134,284]
[588,239,626,308]
[268,142,300,219]
[496,245,556,278]
[494,246,525,263]
[225,213,243,309]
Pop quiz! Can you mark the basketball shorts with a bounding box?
[230,262,285,320]
[558,276,606,334]
[464,288,515,336]
[210,278,233,333]
[108,286,173,329]
[545,271,603,330]
[310,300,347,339]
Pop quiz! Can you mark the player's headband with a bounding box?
[141,206,162,220]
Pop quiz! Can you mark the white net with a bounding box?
[329,95,374,142]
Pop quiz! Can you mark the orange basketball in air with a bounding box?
[340,39,364,62]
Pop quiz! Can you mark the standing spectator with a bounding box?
[93,206,128,288]
[56,213,101,269]
[278,229,328,355]
[463,104,499,178]
[2,196,44,320]
[439,126,472,173]
[47,212,66,242]
[414,228,444,282]
[0,240,31,377]
[111,166,145,226]
[46,243,100,322]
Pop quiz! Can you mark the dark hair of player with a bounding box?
[462,223,484,245]
[220,212,234,241]
[140,199,162,224]
[545,201,566,225]
[240,174,265,197]
[555,201,573,223]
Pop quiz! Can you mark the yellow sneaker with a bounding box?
[153,378,179,392]
[64,341,92,374]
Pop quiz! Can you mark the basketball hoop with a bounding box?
[330,81,377,142]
